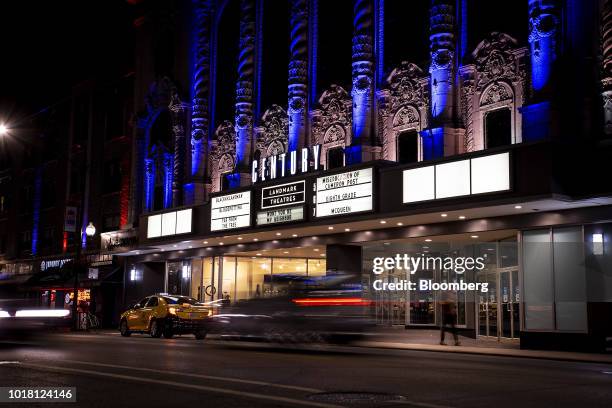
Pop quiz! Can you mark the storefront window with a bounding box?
[364,236,519,336]
[221,257,237,303]
[308,259,326,276]
[190,256,327,304]
[201,257,220,301]
[410,268,435,325]
[191,259,203,301]
[253,258,272,297]
[235,257,252,301]
[499,237,518,267]
[272,258,307,276]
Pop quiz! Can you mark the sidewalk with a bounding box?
[357,328,612,364]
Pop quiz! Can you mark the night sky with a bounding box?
[0,1,133,127]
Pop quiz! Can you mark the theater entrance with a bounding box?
[477,267,520,339]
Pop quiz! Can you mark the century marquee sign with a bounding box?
[315,168,373,217]
[251,145,322,183]
[211,191,251,231]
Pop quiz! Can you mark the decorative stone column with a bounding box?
[169,95,188,208]
[288,0,309,153]
[31,167,42,256]
[528,0,558,94]
[459,68,475,153]
[190,0,212,203]
[233,0,256,186]
[602,0,612,136]
[429,0,456,125]
[143,157,154,212]
[425,0,463,158]
[348,0,376,164]
[163,152,173,209]
[522,0,559,142]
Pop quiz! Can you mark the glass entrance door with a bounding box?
[500,269,520,338]
[166,261,191,296]
[478,268,519,339]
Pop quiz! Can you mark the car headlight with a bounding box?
[168,307,177,315]
[15,309,70,318]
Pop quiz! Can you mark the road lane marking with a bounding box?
[55,359,321,393]
[8,362,343,408]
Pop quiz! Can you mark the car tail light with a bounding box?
[291,297,372,306]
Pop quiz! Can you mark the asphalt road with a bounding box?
[1,332,611,408]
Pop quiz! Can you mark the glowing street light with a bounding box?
[85,222,96,237]
[0,124,8,135]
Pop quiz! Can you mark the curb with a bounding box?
[355,341,612,364]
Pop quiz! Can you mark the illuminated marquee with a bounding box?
[402,152,510,203]
[257,180,306,225]
[315,168,374,217]
[211,191,251,231]
[147,209,193,238]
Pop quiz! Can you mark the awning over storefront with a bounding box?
[25,262,122,289]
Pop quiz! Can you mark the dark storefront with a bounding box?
[20,253,124,328]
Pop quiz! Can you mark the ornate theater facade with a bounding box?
[116,0,612,351]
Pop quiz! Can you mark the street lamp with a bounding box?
[0,124,8,135]
[72,221,96,330]
[85,222,96,237]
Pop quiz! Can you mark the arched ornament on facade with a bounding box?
[255,104,289,157]
[473,32,524,92]
[209,120,237,191]
[480,82,513,107]
[377,61,429,161]
[311,85,352,169]
[460,32,527,152]
[252,104,289,178]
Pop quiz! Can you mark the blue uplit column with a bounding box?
[31,167,42,256]
[163,153,173,209]
[347,0,375,164]
[528,0,558,93]
[190,0,212,204]
[522,0,559,141]
[170,100,188,208]
[144,158,154,212]
[429,0,455,124]
[375,0,384,88]
[308,0,318,109]
[234,0,255,184]
[288,0,309,153]
[424,0,458,159]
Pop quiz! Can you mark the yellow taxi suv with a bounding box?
[119,294,211,339]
